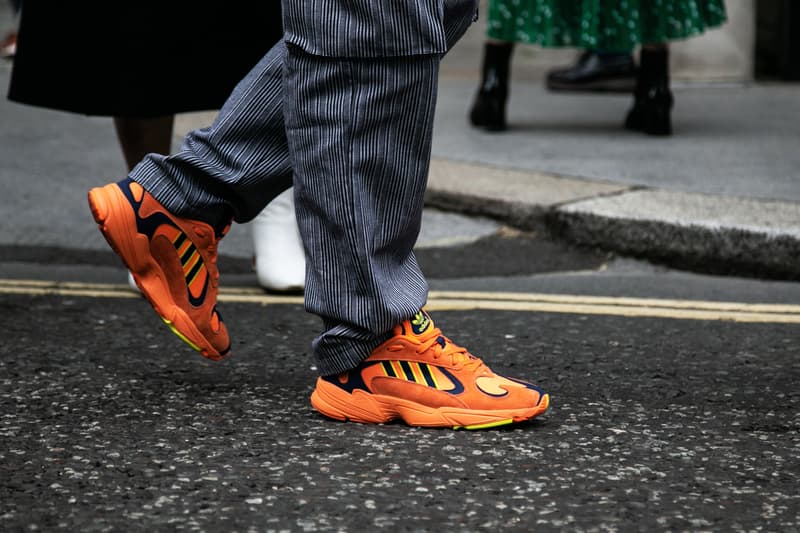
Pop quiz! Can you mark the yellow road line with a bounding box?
[428,290,800,314]
[0,279,304,305]
[1,279,799,324]
[424,299,800,324]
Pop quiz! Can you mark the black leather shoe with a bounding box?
[547,51,637,93]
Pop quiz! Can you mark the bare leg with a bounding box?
[113,115,175,171]
[625,43,672,136]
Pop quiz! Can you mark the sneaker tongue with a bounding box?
[395,310,478,367]
[396,310,437,340]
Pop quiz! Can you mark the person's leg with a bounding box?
[113,115,175,171]
[625,43,672,136]
[112,111,304,295]
[469,39,513,131]
[283,48,437,375]
[129,42,293,230]
[88,0,548,427]
[88,42,291,359]
[284,0,480,375]
[88,0,476,362]
[285,2,548,428]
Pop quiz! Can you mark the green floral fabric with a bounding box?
[486,0,727,52]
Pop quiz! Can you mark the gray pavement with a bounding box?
[2,292,798,532]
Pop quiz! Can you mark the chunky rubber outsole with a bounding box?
[88,184,228,360]
[310,378,550,430]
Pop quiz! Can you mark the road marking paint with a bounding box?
[0,279,304,305]
[428,290,800,314]
[423,299,800,324]
[1,279,799,324]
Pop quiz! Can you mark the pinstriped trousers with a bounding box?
[129,0,478,375]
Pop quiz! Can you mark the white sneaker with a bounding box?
[127,271,140,292]
[252,188,306,292]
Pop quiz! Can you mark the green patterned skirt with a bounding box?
[486,0,727,52]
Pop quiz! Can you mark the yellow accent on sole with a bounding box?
[456,418,515,430]
[161,317,202,353]
[454,394,550,430]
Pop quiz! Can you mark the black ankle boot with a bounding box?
[470,43,513,131]
[625,47,673,136]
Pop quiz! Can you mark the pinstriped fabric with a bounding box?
[132,44,292,227]
[284,49,439,372]
[283,0,449,58]
[130,0,479,375]
[443,0,481,48]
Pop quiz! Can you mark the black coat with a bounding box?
[8,2,283,116]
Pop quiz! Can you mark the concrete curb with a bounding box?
[425,158,800,280]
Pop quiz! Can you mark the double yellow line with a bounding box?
[1,279,799,324]
[427,290,800,324]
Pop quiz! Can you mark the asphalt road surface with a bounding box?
[1,233,798,532]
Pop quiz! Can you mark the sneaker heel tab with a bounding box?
[115,177,144,202]
[129,181,144,202]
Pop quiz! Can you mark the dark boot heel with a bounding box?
[470,42,512,132]
[624,102,645,131]
[625,46,672,136]
[642,87,673,136]
[470,89,507,131]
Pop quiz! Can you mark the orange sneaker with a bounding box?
[88,178,231,360]
[311,311,549,429]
